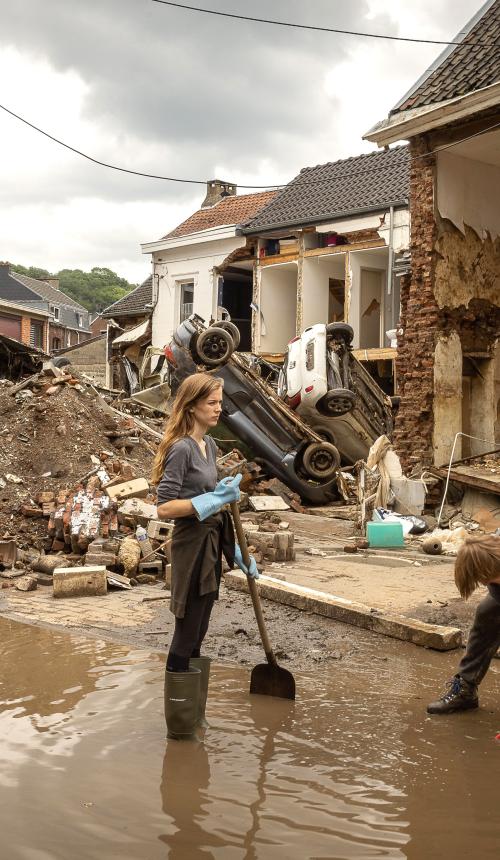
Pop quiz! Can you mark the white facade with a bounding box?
[141,225,247,349]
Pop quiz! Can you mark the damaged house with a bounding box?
[239,146,410,393]
[141,182,276,353]
[100,275,154,391]
[364,0,500,469]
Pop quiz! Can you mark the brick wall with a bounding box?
[393,136,440,472]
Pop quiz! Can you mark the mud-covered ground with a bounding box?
[0,579,376,672]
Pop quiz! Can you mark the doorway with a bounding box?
[360,268,383,348]
[219,267,253,351]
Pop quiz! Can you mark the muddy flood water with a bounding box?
[1,617,500,860]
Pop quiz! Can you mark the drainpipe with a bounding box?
[386,206,394,346]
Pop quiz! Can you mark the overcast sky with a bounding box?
[0,0,482,283]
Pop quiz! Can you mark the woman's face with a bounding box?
[191,387,223,429]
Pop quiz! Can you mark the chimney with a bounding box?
[45,278,60,290]
[201,179,237,209]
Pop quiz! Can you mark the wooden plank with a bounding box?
[429,467,500,497]
[224,571,463,651]
[352,347,397,361]
[259,253,299,267]
[304,239,386,258]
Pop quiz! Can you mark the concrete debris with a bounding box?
[15,574,38,592]
[53,565,107,599]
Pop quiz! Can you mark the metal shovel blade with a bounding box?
[250,662,296,700]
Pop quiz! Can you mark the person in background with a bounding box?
[152,372,259,740]
[427,534,500,714]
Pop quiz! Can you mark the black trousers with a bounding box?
[167,566,216,671]
[458,594,500,686]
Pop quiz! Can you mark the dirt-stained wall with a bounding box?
[394,126,500,472]
[434,221,500,310]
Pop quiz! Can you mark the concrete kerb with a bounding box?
[224,571,463,652]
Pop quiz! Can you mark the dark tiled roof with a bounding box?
[102,275,153,318]
[392,0,500,115]
[12,273,88,312]
[0,270,92,332]
[165,191,277,239]
[242,146,409,234]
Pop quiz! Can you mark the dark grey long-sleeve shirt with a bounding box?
[157,436,218,504]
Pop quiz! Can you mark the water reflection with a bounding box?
[1,616,500,859]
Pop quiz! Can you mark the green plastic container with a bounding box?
[366,521,404,548]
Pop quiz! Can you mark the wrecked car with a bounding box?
[164,315,341,504]
[278,322,394,464]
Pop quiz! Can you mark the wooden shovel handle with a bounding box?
[230,501,277,667]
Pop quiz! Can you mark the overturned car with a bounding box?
[278,323,394,464]
[164,316,342,504]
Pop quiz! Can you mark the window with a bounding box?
[52,336,61,351]
[180,283,194,322]
[76,313,83,327]
[30,321,44,349]
[50,305,60,321]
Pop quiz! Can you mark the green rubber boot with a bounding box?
[190,656,211,728]
[164,667,201,740]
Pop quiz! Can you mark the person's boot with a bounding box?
[164,666,201,740]
[427,674,478,714]
[190,656,211,728]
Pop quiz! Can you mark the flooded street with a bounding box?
[1,617,500,859]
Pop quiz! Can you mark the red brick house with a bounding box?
[365,0,500,469]
[0,264,92,351]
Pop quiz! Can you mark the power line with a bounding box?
[1,101,499,193]
[151,0,473,46]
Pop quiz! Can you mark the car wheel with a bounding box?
[213,320,241,350]
[302,442,340,481]
[326,322,354,344]
[194,327,234,366]
[51,356,71,368]
[317,388,356,416]
[313,425,337,446]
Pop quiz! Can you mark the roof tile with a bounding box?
[102,276,153,318]
[393,0,500,114]
[242,146,409,234]
[164,191,277,239]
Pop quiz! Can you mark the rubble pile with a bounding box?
[0,365,158,549]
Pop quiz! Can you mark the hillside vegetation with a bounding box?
[10,264,137,313]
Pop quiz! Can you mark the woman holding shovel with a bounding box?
[152,372,259,740]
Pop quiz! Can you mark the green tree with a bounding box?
[10,264,138,312]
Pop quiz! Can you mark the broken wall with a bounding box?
[394,127,500,472]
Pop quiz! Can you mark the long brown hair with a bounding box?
[151,372,223,484]
[454,534,500,599]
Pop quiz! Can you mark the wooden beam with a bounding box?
[352,347,397,361]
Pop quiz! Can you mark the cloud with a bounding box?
[0,0,483,279]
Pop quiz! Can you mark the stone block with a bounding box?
[138,560,163,577]
[53,565,107,598]
[147,520,174,541]
[117,498,158,526]
[15,575,37,592]
[106,478,150,501]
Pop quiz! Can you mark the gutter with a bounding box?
[238,200,408,237]
[364,81,500,147]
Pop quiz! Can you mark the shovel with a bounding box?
[230,501,296,700]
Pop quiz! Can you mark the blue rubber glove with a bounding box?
[191,473,242,521]
[234,544,259,579]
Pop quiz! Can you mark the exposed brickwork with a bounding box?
[393,137,439,472]
[20,316,31,345]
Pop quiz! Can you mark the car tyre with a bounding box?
[213,319,241,350]
[193,327,234,367]
[317,388,356,416]
[326,322,354,344]
[302,442,340,481]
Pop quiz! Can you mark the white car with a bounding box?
[278,323,394,464]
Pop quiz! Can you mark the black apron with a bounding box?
[170,510,235,618]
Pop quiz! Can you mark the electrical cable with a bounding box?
[151,0,474,46]
[1,101,499,190]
